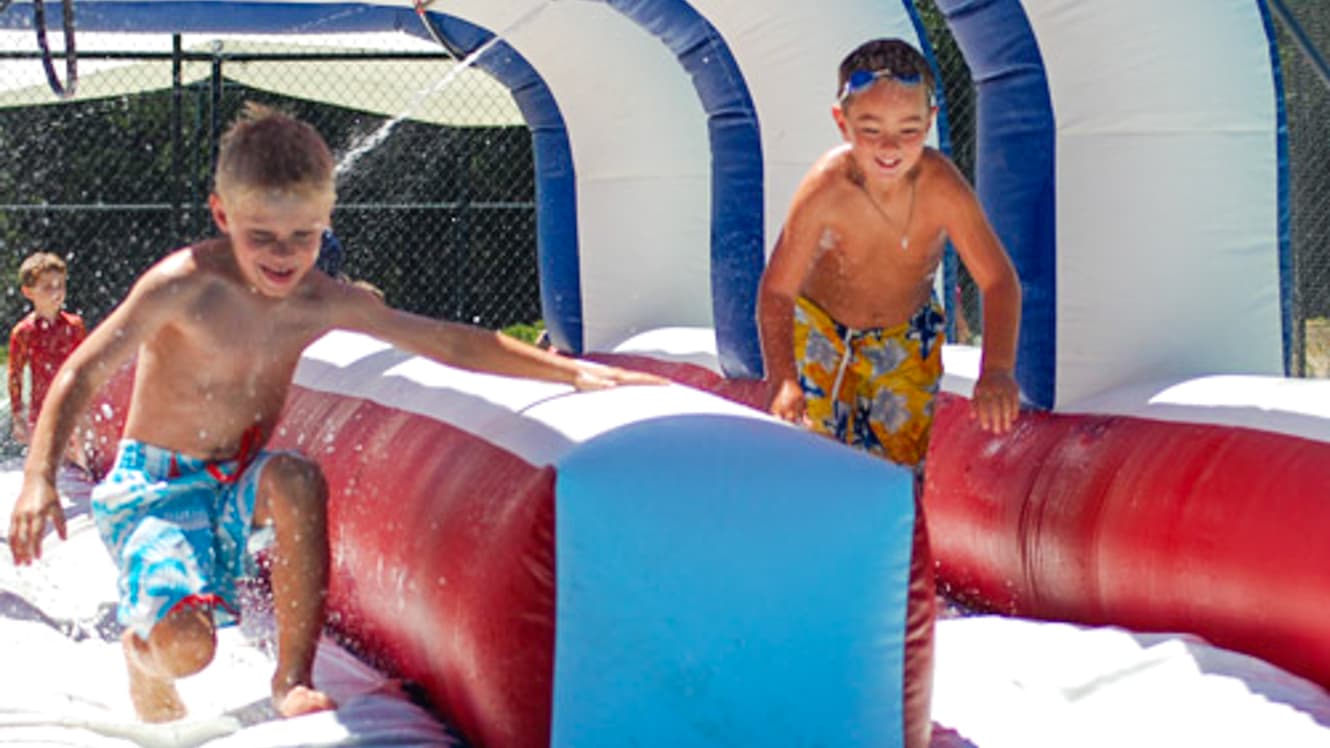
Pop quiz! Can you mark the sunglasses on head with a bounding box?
[839,68,926,102]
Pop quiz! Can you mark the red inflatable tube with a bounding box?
[270,387,557,748]
[925,391,1330,689]
[83,351,937,747]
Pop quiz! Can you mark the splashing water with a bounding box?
[334,0,559,179]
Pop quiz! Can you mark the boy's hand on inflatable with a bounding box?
[7,478,66,565]
[572,363,668,391]
[768,378,809,427]
[971,368,1020,434]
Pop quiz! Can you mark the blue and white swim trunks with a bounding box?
[90,438,280,639]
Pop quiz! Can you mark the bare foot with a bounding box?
[122,631,186,723]
[273,684,337,718]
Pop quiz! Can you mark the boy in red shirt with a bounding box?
[8,252,87,456]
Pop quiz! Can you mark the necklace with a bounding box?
[858,174,917,250]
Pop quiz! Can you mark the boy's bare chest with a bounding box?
[805,222,943,328]
[150,307,318,405]
[812,221,940,281]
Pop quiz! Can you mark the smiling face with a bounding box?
[210,188,331,298]
[833,79,935,185]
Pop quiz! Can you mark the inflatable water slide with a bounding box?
[3,0,1330,746]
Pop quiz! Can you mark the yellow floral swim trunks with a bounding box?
[793,294,945,469]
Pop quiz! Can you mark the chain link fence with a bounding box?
[1275,1,1330,377]
[0,35,539,338]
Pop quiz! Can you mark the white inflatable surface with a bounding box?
[3,456,1329,748]
[931,610,1330,747]
[0,459,457,748]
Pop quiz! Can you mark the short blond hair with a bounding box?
[18,251,67,288]
[214,102,335,203]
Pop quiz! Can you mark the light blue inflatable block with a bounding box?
[552,414,917,747]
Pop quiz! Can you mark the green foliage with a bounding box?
[500,319,545,345]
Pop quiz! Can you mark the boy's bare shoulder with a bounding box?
[793,146,860,211]
[917,148,970,195]
[316,273,393,331]
[810,145,856,188]
[142,240,220,280]
[126,240,239,310]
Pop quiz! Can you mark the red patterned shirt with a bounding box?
[8,310,86,428]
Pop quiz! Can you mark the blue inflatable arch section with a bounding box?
[939,0,1289,409]
[0,0,1290,409]
[419,1,767,377]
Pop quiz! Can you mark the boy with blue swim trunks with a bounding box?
[757,39,1024,748]
[6,103,661,723]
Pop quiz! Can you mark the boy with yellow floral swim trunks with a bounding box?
[758,37,1022,468]
[757,41,1023,748]
[792,293,946,466]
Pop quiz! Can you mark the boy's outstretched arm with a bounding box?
[939,162,1022,434]
[339,285,664,390]
[8,262,183,564]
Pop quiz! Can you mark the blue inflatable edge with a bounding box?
[610,0,765,379]
[551,414,917,747]
[2,2,415,33]
[1257,0,1293,375]
[937,0,1056,409]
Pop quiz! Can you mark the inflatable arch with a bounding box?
[5,0,1330,744]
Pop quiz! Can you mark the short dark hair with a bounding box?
[837,38,935,105]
